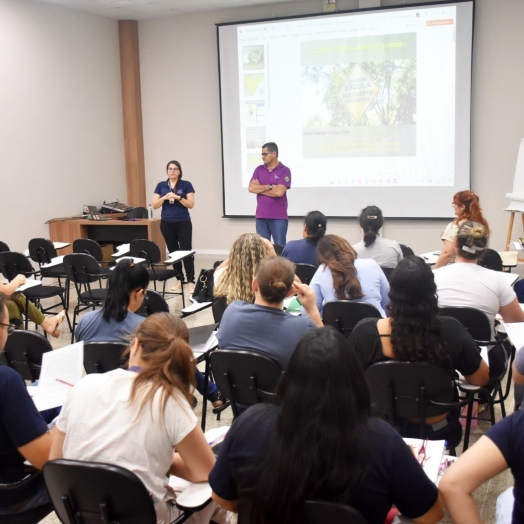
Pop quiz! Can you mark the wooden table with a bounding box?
[48,217,166,256]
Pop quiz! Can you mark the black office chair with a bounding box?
[294,263,317,285]
[0,251,71,332]
[127,207,149,219]
[439,307,512,448]
[129,239,183,303]
[63,253,108,343]
[477,248,503,272]
[2,330,53,382]
[0,241,10,253]
[83,342,128,374]
[322,301,382,338]
[239,499,368,524]
[381,267,395,282]
[366,361,471,454]
[73,239,113,278]
[272,244,284,256]
[210,350,282,419]
[212,295,228,324]
[0,469,53,524]
[27,238,68,287]
[135,289,170,317]
[399,244,415,257]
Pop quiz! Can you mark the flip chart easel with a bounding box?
[505,137,524,261]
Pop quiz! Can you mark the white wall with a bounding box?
[139,0,524,255]
[0,0,126,252]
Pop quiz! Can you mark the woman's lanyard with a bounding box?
[128,366,142,373]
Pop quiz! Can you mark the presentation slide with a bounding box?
[219,1,473,218]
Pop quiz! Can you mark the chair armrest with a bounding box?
[181,301,213,317]
[171,480,212,512]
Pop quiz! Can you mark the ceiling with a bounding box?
[37,0,304,20]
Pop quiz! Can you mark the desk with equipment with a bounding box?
[48,217,166,256]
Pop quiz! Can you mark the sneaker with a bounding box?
[187,282,195,294]
[170,280,181,292]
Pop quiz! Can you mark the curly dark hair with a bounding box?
[388,257,452,374]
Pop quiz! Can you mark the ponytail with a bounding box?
[359,206,384,248]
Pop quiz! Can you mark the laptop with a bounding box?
[83,205,112,221]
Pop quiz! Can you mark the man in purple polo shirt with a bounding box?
[248,142,291,246]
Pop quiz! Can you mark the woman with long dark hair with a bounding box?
[434,190,490,268]
[209,327,443,524]
[349,256,489,438]
[51,313,227,524]
[308,234,389,316]
[353,205,402,268]
[152,160,196,293]
[281,210,326,265]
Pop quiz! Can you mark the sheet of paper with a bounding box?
[32,341,84,411]
[164,250,195,264]
[15,279,42,292]
[501,272,519,287]
[403,438,445,484]
[112,243,130,257]
[53,242,71,249]
[418,252,439,265]
[41,255,64,268]
[504,323,524,352]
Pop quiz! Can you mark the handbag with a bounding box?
[192,269,215,303]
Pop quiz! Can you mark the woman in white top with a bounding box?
[352,206,402,269]
[50,313,226,524]
[434,190,490,268]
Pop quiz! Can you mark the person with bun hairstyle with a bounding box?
[281,211,326,266]
[217,256,322,369]
[352,206,402,269]
[309,234,389,317]
[51,313,227,524]
[434,190,490,268]
[434,221,524,378]
[350,256,488,441]
[210,327,443,524]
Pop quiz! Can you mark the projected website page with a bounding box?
[219,2,473,217]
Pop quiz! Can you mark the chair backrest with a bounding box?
[28,238,58,265]
[239,499,368,524]
[83,342,128,374]
[63,253,103,285]
[43,459,157,524]
[477,248,503,272]
[135,290,169,317]
[381,267,395,282]
[129,239,161,264]
[399,244,415,257]
[127,207,149,219]
[3,330,53,382]
[0,251,35,281]
[273,244,284,256]
[212,295,228,324]
[73,239,103,261]
[366,361,455,438]
[439,307,492,343]
[294,263,317,285]
[210,350,282,418]
[0,241,10,253]
[322,301,382,338]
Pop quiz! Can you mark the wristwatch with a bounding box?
[269,184,273,191]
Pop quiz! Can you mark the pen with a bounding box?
[55,378,74,387]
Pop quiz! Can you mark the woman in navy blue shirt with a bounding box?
[281,210,326,266]
[153,160,196,293]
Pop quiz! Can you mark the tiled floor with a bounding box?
[34,255,517,523]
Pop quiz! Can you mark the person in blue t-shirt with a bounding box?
[281,210,326,266]
[152,160,196,293]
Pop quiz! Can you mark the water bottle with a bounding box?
[148,204,153,219]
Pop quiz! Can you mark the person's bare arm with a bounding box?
[433,240,455,268]
[152,193,167,210]
[0,275,26,296]
[170,426,215,482]
[178,192,194,210]
[248,179,270,194]
[439,436,507,524]
[463,359,489,386]
[412,494,444,524]
[264,185,287,198]
[49,427,65,460]
[294,282,323,327]
[18,430,54,470]
[211,491,238,512]
[499,297,524,323]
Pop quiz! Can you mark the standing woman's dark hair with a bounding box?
[245,327,371,524]
[103,259,149,322]
[316,235,364,300]
[304,211,327,245]
[165,160,183,193]
[359,206,384,247]
[388,257,452,373]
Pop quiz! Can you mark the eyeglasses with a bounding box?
[0,322,15,336]
[261,152,273,157]
[168,167,180,171]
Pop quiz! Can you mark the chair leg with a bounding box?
[201,354,209,432]
[60,293,73,332]
[71,306,79,344]
[462,396,475,452]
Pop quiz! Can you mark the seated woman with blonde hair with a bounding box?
[51,313,227,524]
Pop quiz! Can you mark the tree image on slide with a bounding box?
[303,59,416,128]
